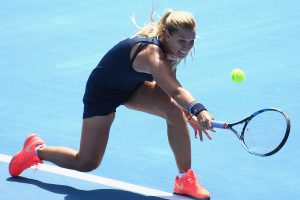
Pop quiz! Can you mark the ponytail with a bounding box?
[131,10,196,39]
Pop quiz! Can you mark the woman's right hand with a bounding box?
[195,110,216,141]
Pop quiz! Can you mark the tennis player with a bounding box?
[9,10,214,200]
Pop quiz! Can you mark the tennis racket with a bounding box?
[212,108,291,156]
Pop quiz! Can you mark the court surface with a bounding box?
[1,0,300,199]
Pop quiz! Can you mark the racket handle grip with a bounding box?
[212,121,228,129]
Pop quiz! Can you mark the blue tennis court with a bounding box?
[1,0,299,199]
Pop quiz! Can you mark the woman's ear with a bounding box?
[165,30,171,42]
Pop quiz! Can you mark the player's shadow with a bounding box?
[7,177,166,200]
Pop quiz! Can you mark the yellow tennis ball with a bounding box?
[231,69,245,83]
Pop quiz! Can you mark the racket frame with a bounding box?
[212,108,291,156]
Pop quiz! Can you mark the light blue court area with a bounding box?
[1,0,300,200]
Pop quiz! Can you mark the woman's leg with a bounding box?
[124,81,191,172]
[37,113,115,172]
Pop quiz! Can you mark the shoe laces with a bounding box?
[33,163,41,173]
[185,172,205,191]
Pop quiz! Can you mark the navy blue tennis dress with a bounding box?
[83,36,165,118]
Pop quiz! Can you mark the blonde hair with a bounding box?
[131,10,196,39]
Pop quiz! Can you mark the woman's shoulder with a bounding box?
[128,35,165,51]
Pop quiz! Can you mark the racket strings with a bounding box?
[242,111,288,155]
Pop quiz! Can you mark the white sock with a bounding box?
[35,144,45,155]
[178,172,186,178]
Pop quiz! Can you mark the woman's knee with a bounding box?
[76,156,100,172]
[163,100,185,122]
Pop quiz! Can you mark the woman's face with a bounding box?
[165,28,196,59]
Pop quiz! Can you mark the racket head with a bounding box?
[233,108,291,156]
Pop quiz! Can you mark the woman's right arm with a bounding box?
[135,44,214,132]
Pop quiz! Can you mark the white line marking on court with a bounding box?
[0,154,191,200]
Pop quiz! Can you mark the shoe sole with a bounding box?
[173,192,210,200]
[23,134,39,148]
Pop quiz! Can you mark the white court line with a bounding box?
[0,154,191,200]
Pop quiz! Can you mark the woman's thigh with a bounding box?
[77,113,115,168]
[124,81,183,118]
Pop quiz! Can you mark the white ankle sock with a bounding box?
[34,144,45,155]
[178,172,186,178]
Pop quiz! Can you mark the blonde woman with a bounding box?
[9,10,214,200]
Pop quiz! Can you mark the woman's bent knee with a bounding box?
[76,159,100,172]
[164,101,185,120]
